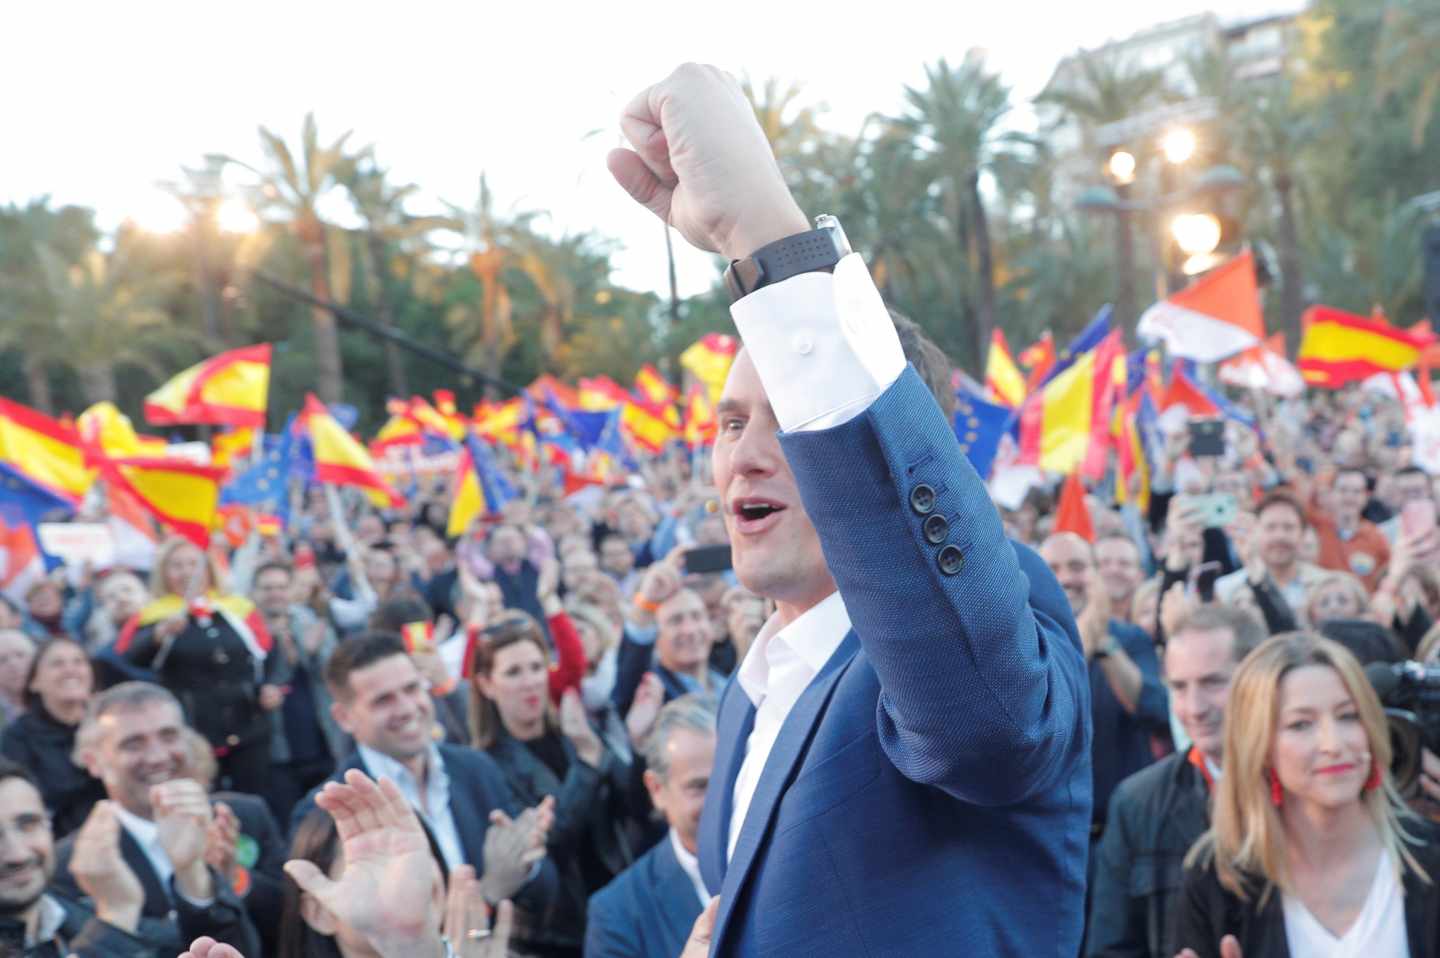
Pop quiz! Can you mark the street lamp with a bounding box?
[1107,149,1137,185]
[1161,127,1197,165]
[1171,212,1222,256]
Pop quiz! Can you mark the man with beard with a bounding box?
[0,757,152,956]
[53,683,260,954]
[1214,491,1324,612]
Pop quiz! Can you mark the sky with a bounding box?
[3,1,1296,299]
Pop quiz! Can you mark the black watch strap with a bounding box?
[723,216,850,302]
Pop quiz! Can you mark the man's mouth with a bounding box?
[0,859,39,883]
[731,498,786,534]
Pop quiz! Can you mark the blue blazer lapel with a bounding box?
[698,678,755,894]
[710,631,860,951]
[653,835,704,946]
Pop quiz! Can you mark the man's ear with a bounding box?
[643,768,665,812]
[299,892,340,936]
[330,698,353,735]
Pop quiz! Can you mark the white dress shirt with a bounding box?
[727,592,853,861]
[669,828,711,907]
[358,743,465,870]
[722,251,903,861]
[114,805,175,893]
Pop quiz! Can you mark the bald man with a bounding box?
[1038,534,1169,845]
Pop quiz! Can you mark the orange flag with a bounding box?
[1053,472,1095,544]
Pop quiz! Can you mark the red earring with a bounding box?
[1365,760,1382,791]
[1268,768,1284,807]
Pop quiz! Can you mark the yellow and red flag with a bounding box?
[474,397,527,446]
[621,399,681,454]
[144,344,272,428]
[683,384,718,448]
[1019,332,1057,392]
[634,364,679,407]
[100,456,225,548]
[77,402,169,464]
[679,333,739,404]
[578,376,630,411]
[211,427,257,470]
[408,396,465,442]
[0,398,92,503]
[1298,306,1436,388]
[984,329,1026,408]
[371,399,424,452]
[302,394,405,508]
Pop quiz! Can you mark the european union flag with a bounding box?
[540,388,609,450]
[594,408,638,472]
[220,427,293,524]
[0,462,74,527]
[465,434,518,512]
[952,393,1015,479]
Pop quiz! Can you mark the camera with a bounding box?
[1366,661,1440,793]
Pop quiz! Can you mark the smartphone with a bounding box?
[1191,561,1224,603]
[1188,419,1226,457]
[1402,499,1438,537]
[1178,493,1238,530]
[683,545,733,575]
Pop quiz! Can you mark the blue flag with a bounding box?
[0,462,74,528]
[220,427,294,524]
[952,393,1015,480]
[1039,305,1113,390]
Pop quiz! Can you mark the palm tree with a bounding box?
[1374,0,1440,148]
[5,229,196,406]
[230,113,357,403]
[899,51,1017,368]
[0,199,99,412]
[440,176,563,384]
[344,153,451,397]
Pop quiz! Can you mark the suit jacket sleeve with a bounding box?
[172,872,262,957]
[777,370,1090,805]
[736,254,1090,807]
[584,886,639,958]
[231,796,288,945]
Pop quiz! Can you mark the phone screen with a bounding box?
[684,545,733,575]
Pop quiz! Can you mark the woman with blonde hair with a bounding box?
[116,536,280,796]
[1302,571,1369,627]
[1174,631,1440,957]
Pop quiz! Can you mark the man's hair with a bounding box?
[1395,465,1431,481]
[888,308,955,420]
[324,631,409,701]
[0,755,40,793]
[74,681,184,762]
[1095,533,1142,560]
[1170,605,1266,663]
[253,560,294,584]
[1333,466,1370,487]
[642,693,717,781]
[369,596,433,633]
[1255,489,1308,527]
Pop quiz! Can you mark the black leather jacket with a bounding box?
[1088,749,1212,958]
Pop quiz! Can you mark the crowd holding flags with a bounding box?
[3,245,1438,578]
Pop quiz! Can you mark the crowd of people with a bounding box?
[3,64,1439,958]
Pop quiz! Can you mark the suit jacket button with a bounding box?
[937,545,964,576]
[909,484,936,515]
[923,513,949,544]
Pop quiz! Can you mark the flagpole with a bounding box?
[323,483,356,555]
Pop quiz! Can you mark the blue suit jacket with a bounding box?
[696,368,1093,956]
[585,832,703,958]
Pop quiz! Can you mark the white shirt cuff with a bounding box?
[730,253,905,433]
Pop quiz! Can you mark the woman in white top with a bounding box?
[1173,631,1440,958]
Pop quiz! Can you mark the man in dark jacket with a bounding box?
[1087,604,1266,958]
[586,695,713,958]
[291,632,559,916]
[0,757,157,956]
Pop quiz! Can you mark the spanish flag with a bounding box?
[578,376,631,411]
[984,329,1026,408]
[1017,328,1123,476]
[302,395,405,508]
[407,396,464,443]
[622,399,681,454]
[432,390,470,439]
[144,344,272,429]
[474,397,527,446]
[0,398,91,503]
[76,402,169,463]
[679,333,739,404]
[683,384,718,449]
[100,457,225,547]
[634,364,679,407]
[525,375,580,411]
[1297,306,1436,388]
[371,399,424,452]
[210,428,256,470]
[1019,332,1057,392]
[447,434,517,537]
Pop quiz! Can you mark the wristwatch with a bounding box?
[1093,635,1120,660]
[723,214,851,302]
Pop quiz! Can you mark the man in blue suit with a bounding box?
[608,64,1093,956]
[289,633,559,921]
[586,695,713,957]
